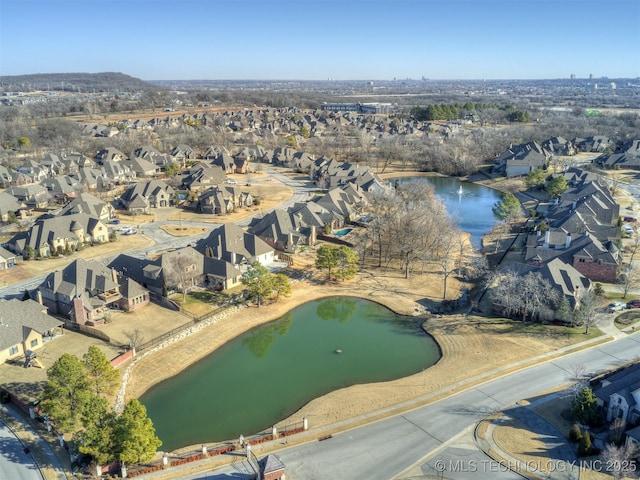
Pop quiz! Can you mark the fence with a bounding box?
[126,420,306,478]
[64,320,111,343]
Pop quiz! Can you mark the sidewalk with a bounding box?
[0,404,69,480]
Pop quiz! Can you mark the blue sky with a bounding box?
[1,0,638,80]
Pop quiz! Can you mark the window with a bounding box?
[9,345,19,355]
[30,339,38,348]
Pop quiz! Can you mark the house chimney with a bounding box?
[217,235,222,259]
[544,230,551,247]
[288,232,294,251]
[565,233,572,249]
[36,290,43,305]
[112,268,118,284]
[72,296,87,325]
[309,225,317,246]
[230,251,236,264]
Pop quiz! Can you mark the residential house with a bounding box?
[493,141,550,177]
[0,246,17,269]
[0,192,23,222]
[595,362,640,425]
[0,165,14,188]
[59,192,116,224]
[102,158,136,184]
[5,184,51,209]
[95,147,127,164]
[182,164,226,192]
[35,258,135,324]
[211,152,236,173]
[41,175,81,203]
[7,212,109,258]
[595,139,640,169]
[525,231,619,283]
[542,136,575,156]
[15,159,49,182]
[109,248,242,296]
[171,144,197,163]
[123,156,160,178]
[0,298,63,364]
[574,136,614,153]
[248,208,317,253]
[196,223,275,269]
[120,180,174,214]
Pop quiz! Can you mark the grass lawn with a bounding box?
[170,289,233,317]
[614,310,640,329]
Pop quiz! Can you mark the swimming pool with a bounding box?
[334,227,353,237]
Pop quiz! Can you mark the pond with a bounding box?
[140,296,440,451]
[394,176,502,249]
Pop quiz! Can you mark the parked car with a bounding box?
[226,178,237,184]
[607,302,626,313]
[624,216,637,223]
[624,225,634,235]
[124,229,137,235]
[110,218,120,224]
[627,299,640,309]
[118,226,131,233]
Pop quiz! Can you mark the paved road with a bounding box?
[0,167,310,301]
[178,332,640,480]
[0,421,42,480]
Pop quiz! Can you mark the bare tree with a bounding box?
[573,288,599,334]
[601,442,638,480]
[620,261,640,299]
[124,329,144,350]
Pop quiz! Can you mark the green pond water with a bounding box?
[141,296,441,451]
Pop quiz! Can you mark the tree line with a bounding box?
[40,346,161,470]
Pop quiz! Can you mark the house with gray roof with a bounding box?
[196,223,275,269]
[120,179,174,214]
[59,192,116,224]
[35,257,146,324]
[595,139,640,169]
[41,175,82,203]
[6,184,51,209]
[182,164,226,192]
[7,212,108,258]
[109,247,242,296]
[0,298,63,364]
[594,362,640,425]
[0,191,23,222]
[493,141,550,177]
[0,246,17,269]
[123,156,160,178]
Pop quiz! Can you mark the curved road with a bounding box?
[179,332,640,480]
[0,167,310,301]
[0,421,42,480]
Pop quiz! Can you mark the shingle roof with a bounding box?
[0,299,63,351]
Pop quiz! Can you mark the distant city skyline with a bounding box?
[1,0,639,81]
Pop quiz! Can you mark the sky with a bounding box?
[1,0,639,81]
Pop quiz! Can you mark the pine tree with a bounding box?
[115,399,162,465]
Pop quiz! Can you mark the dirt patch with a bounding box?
[493,416,554,475]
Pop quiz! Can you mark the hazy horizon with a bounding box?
[1,0,639,81]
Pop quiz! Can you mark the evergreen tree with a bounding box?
[242,261,273,307]
[115,399,162,465]
[334,245,359,281]
[78,395,117,465]
[547,176,569,198]
[83,346,120,396]
[492,193,522,223]
[571,386,600,426]
[41,354,92,433]
[315,244,339,280]
[524,169,546,189]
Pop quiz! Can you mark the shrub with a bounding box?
[569,423,582,443]
[578,432,592,457]
[0,390,10,403]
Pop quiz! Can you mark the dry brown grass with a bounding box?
[493,418,554,475]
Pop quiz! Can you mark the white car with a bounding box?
[226,178,237,184]
[607,302,626,313]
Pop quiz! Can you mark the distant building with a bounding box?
[321,102,392,114]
